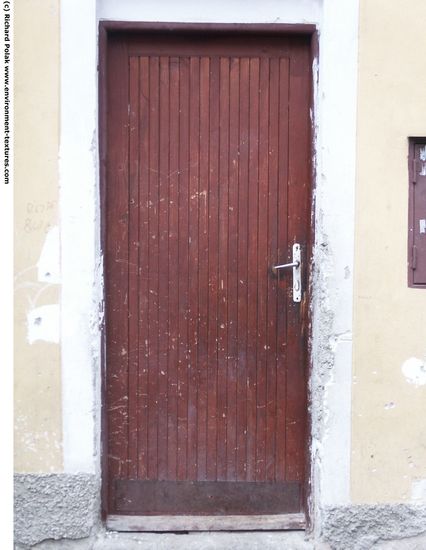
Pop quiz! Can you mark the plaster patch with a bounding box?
[15,412,61,462]
[401,357,426,387]
[27,304,60,344]
[37,226,61,284]
[411,479,426,504]
[98,0,322,24]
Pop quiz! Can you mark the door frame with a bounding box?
[99,20,318,531]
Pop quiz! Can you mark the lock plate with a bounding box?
[292,243,301,302]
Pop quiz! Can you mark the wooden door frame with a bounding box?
[99,20,318,531]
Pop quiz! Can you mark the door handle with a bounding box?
[271,243,302,302]
[273,260,300,270]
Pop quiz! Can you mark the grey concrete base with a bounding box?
[96,531,314,550]
[15,531,315,550]
[15,540,94,550]
[14,474,100,547]
[15,530,426,550]
[373,533,426,549]
[14,482,426,550]
[322,505,426,550]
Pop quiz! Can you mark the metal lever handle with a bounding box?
[271,243,302,302]
[272,260,300,271]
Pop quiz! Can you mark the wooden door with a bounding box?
[103,27,312,527]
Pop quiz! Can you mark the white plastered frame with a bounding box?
[60,0,359,514]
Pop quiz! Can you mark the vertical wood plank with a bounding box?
[106,39,130,508]
[177,56,190,480]
[275,57,290,482]
[137,56,150,480]
[226,56,240,481]
[187,56,201,480]
[147,56,160,480]
[128,56,140,479]
[246,57,260,481]
[235,57,249,482]
[157,56,170,480]
[255,57,270,481]
[285,46,310,481]
[167,57,180,480]
[206,56,220,481]
[265,57,280,482]
[196,56,210,480]
[217,56,230,481]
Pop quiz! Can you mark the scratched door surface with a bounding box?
[104,30,312,519]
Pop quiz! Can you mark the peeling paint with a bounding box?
[401,357,426,387]
[37,225,61,284]
[27,304,60,345]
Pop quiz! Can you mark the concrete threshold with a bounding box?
[15,530,317,550]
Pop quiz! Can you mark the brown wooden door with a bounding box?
[103,28,312,522]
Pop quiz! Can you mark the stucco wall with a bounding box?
[14,0,426,509]
[12,0,426,546]
[14,0,62,473]
[351,0,426,503]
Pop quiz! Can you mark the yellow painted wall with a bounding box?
[352,0,426,502]
[14,0,62,472]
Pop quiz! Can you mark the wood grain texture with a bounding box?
[105,32,311,517]
[105,40,130,514]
